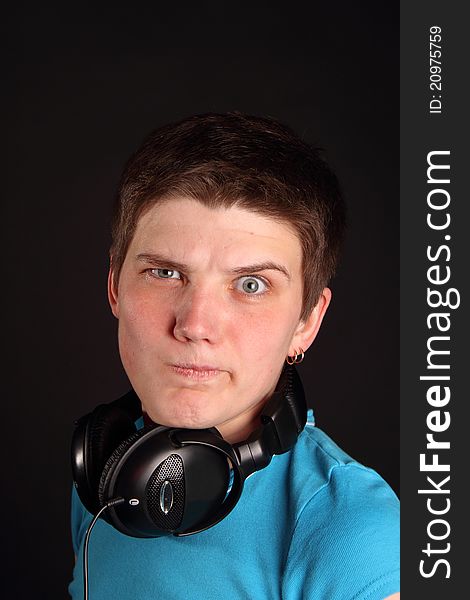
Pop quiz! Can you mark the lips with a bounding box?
[170,363,224,380]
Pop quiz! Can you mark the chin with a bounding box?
[144,395,219,431]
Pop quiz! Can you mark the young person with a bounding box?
[69,112,399,599]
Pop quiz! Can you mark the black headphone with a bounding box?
[71,363,306,538]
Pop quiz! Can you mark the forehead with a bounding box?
[129,197,303,267]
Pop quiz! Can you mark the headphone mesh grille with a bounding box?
[145,454,185,531]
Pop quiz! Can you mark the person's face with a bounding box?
[108,198,330,442]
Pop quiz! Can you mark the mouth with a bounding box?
[170,363,224,381]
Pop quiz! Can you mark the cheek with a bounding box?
[224,306,297,408]
[227,303,298,361]
[117,292,172,360]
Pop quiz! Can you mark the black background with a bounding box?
[4,3,399,598]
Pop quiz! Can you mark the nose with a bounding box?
[173,285,222,344]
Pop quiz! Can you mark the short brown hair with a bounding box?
[110,112,346,322]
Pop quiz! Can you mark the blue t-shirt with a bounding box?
[69,412,399,599]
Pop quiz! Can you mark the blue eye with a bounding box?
[151,268,182,279]
[236,276,268,295]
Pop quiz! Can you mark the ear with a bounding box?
[288,288,332,355]
[107,263,119,319]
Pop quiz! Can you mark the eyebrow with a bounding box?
[135,253,291,280]
[230,261,291,280]
[136,253,190,273]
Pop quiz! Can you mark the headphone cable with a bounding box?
[83,497,125,600]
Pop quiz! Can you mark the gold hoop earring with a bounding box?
[286,352,297,365]
[286,348,305,365]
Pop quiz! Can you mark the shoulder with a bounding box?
[288,424,399,512]
[289,424,400,540]
[281,425,400,599]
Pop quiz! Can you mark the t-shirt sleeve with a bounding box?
[282,464,400,600]
[71,485,93,556]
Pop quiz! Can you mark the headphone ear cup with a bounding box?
[73,404,138,515]
[96,427,236,538]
